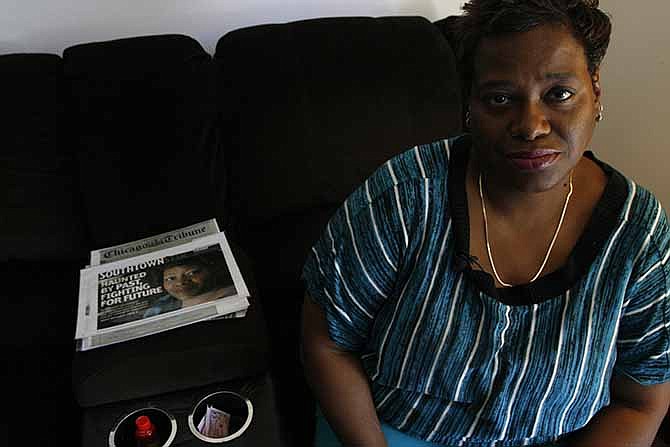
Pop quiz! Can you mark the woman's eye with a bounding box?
[548,88,574,102]
[485,94,511,106]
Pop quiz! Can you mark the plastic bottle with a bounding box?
[135,415,161,447]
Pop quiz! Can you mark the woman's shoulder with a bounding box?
[322,135,466,242]
[362,134,467,205]
[630,184,670,259]
[143,294,182,318]
[601,163,670,265]
[587,152,667,238]
[619,174,668,239]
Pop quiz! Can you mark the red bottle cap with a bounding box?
[135,415,155,437]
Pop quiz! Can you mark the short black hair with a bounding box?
[147,250,231,290]
[448,0,612,98]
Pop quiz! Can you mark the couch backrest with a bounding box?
[0,54,89,262]
[216,16,462,232]
[214,16,462,288]
[3,19,461,267]
[63,34,223,248]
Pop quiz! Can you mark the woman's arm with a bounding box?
[566,374,670,447]
[301,294,388,447]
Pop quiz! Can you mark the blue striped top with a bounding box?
[301,134,670,446]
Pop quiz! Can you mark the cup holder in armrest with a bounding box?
[108,406,176,447]
[188,390,254,443]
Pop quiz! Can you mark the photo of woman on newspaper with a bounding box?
[143,248,236,318]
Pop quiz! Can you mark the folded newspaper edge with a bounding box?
[75,228,250,351]
[89,218,221,266]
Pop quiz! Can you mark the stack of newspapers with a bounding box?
[74,219,250,351]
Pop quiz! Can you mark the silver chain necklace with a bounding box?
[478,171,574,288]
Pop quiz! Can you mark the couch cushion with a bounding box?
[0,260,81,345]
[6,345,81,446]
[1,260,82,445]
[0,54,88,262]
[215,16,462,231]
[72,297,270,407]
[63,35,223,248]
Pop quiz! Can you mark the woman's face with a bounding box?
[469,24,601,193]
[162,264,212,300]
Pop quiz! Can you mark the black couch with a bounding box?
[6,14,670,447]
[2,16,463,446]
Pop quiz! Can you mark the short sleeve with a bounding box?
[301,172,409,352]
[616,205,670,385]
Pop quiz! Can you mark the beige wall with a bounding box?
[0,0,461,55]
[591,0,670,207]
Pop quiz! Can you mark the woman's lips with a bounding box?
[506,150,561,171]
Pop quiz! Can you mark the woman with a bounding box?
[144,251,234,317]
[301,1,670,446]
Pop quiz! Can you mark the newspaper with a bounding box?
[75,223,250,351]
[89,219,220,265]
[90,219,245,320]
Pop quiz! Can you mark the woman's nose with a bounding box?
[509,102,550,141]
[180,275,194,285]
[173,276,187,286]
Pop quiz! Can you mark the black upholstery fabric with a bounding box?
[73,296,270,407]
[434,16,461,53]
[214,13,462,340]
[0,54,85,442]
[2,260,81,445]
[63,35,224,248]
[1,260,80,345]
[214,17,462,447]
[6,345,81,445]
[216,16,462,228]
[0,54,88,262]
